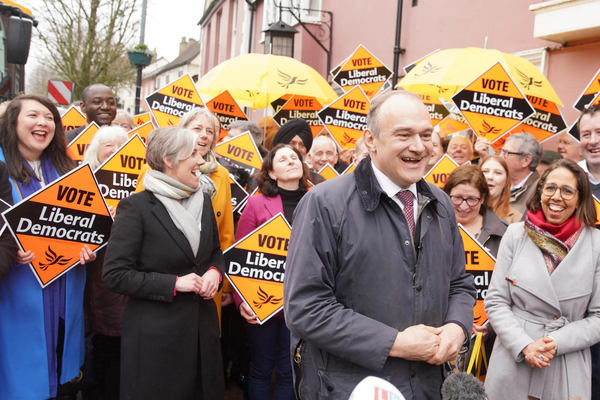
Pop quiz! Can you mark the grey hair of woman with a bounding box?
[146,127,197,172]
[179,107,217,149]
[83,125,128,170]
[114,110,135,129]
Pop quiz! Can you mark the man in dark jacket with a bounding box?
[284,91,476,400]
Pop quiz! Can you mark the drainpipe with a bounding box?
[392,0,404,88]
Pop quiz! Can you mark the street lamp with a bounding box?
[263,20,298,58]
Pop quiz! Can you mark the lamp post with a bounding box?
[263,20,298,57]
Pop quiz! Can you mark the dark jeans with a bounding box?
[245,314,294,400]
[81,334,121,400]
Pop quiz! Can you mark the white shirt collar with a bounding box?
[371,161,417,200]
[512,171,533,190]
[578,160,600,185]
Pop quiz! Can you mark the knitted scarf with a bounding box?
[198,150,218,200]
[143,170,204,257]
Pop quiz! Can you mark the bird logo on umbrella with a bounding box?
[277,70,308,89]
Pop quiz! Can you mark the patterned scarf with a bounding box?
[524,209,583,274]
[198,150,218,200]
[143,170,204,257]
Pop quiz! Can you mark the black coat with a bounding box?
[0,160,17,282]
[103,190,226,400]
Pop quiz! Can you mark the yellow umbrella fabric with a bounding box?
[397,47,562,105]
[196,53,338,109]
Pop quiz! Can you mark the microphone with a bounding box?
[441,372,488,400]
[348,376,406,400]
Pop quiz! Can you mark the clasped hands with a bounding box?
[523,337,556,369]
[389,323,465,365]
[175,269,221,300]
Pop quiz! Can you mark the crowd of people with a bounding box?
[0,82,600,400]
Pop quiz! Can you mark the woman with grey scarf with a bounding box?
[103,126,226,400]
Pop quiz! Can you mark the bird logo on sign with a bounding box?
[479,120,502,137]
[277,70,308,89]
[515,68,543,90]
[414,62,442,78]
[253,286,282,308]
[341,132,357,147]
[38,246,72,271]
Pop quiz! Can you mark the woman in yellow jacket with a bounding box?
[136,108,235,322]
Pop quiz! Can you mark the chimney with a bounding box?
[179,37,187,56]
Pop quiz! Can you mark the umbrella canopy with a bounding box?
[397,47,562,105]
[197,53,338,109]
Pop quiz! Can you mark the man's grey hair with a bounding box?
[366,90,422,137]
[146,127,196,172]
[310,134,339,156]
[228,120,263,145]
[505,132,543,171]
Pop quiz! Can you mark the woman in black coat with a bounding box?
[103,126,226,400]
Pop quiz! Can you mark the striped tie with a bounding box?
[397,190,415,236]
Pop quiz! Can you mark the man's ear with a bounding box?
[80,100,86,116]
[363,129,376,154]
[522,155,532,169]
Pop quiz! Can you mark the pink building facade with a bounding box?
[200,0,600,125]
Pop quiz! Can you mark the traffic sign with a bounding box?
[48,80,74,105]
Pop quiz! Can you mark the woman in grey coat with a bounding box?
[484,159,600,399]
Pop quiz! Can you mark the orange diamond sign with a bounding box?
[424,154,459,188]
[145,74,204,127]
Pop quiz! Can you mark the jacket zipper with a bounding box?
[293,340,304,400]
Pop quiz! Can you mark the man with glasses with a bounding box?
[577,104,600,198]
[500,132,543,214]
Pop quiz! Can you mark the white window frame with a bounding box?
[261,0,322,42]
[512,47,549,76]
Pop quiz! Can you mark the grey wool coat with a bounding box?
[284,158,476,400]
[103,191,226,400]
[485,223,600,400]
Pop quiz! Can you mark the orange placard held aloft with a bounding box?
[127,121,155,145]
[133,112,151,127]
[145,74,204,127]
[574,68,600,111]
[437,112,471,137]
[516,95,567,142]
[94,134,147,208]
[424,154,459,188]
[317,164,340,181]
[2,164,113,287]
[205,91,248,142]
[333,45,393,99]
[66,122,100,164]
[61,106,86,132]
[459,225,496,326]
[215,131,264,177]
[224,214,291,323]
[417,93,450,127]
[452,62,535,143]
[273,95,323,137]
[318,86,370,150]
[342,163,355,175]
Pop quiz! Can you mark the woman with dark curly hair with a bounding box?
[0,94,96,400]
[234,143,309,400]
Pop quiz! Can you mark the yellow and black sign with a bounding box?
[94,134,146,208]
[317,164,340,181]
[459,225,496,326]
[133,112,151,127]
[342,163,355,175]
[205,91,248,142]
[230,175,249,212]
[224,214,291,323]
[145,74,204,127]
[271,94,292,115]
[127,121,155,144]
[215,131,263,177]
[452,62,535,143]
[574,68,600,111]
[61,106,86,132]
[273,95,323,137]
[2,164,113,288]
[424,154,459,188]
[66,122,100,164]
[437,112,470,136]
[333,45,392,99]
[517,95,567,141]
[590,91,600,108]
[594,196,600,225]
[417,93,450,127]
[318,86,370,150]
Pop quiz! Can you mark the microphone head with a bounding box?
[441,372,488,400]
[348,376,405,400]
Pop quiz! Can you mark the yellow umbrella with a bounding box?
[196,53,338,109]
[397,47,562,105]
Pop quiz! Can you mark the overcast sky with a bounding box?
[21,0,206,65]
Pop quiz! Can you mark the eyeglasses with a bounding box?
[112,123,133,130]
[449,195,481,207]
[541,184,578,200]
[499,149,524,157]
